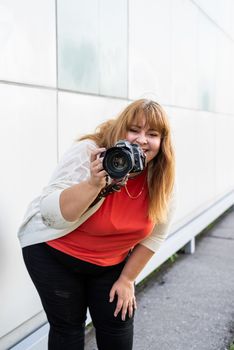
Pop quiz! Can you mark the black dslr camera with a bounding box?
[101,140,146,179]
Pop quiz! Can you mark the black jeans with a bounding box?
[22,243,134,350]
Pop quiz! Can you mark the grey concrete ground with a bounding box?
[85,207,234,350]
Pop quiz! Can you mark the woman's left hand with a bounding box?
[109,275,137,321]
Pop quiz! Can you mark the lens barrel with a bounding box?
[102,147,133,179]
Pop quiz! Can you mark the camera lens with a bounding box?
[103,148,133,179]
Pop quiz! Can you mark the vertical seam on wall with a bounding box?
[55,0,59,163]
[127,0,129,99]
[214,112,217,196]
[98,0,100,95]
[170,0,174,104]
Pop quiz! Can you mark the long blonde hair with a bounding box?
[79,99,175,224]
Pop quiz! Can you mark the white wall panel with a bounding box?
[58,92,128,156]
[197,12,217,112]
[193,0,228,30]
[57,0,127,98]
[171,0,199,108]
[0,84,57,337]
[229,0,234,39]
[129,0,173,104]
[57,0,99,94]
[229,44,234,115]
[217,0,232,37]
[215,32,232,114]
[215,114,234,196]
[166,107,216,223]
[99,0,128,97]
[0,0,56,87]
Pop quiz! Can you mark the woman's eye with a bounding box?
[150,132,160,137]
[129,129,138,132]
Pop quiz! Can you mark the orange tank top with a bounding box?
[47,169,154,266]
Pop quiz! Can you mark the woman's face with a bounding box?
[125,115,162,164]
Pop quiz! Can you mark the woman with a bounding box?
[18,99,176,350]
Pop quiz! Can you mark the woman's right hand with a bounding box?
[88,148,108,189]
[58,147,108,223]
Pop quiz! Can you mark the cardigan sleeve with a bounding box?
[39,140,98,229]
[139,186,177,253]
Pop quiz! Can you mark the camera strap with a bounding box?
[90,175,128,207]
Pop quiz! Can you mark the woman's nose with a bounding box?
[135,134,147,144]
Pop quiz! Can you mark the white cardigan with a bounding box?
[17,139,176,252]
